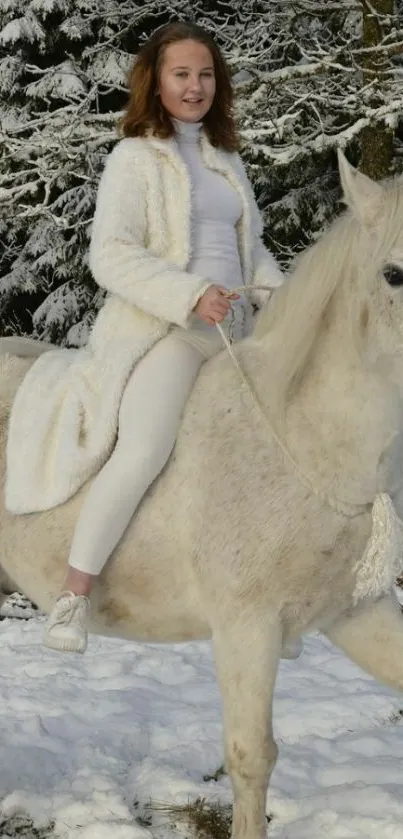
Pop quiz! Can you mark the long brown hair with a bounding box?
[118,22,239,152]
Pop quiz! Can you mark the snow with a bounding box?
[1,604,403,838]
[25,62,87,103]
[0,12,45,47]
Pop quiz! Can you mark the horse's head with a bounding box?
[254,153,403,422]
[337,150,403,370]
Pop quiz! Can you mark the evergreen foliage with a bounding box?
[1,0,401,343]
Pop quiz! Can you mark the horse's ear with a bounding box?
[337,148,383,226]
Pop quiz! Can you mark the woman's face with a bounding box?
[158,39,216,123]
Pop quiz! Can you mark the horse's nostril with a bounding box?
[384,265,403,287]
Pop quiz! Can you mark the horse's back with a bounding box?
[0,336,54,359]
[0,352,38,414]
[0,338,55,419]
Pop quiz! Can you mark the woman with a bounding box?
[42,21,284,652]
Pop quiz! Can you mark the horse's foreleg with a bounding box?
[212,609,281,839]
[0,566,18,610]
[0,566,17,597]
[325,593,403,691]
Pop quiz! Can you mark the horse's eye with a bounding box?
[384,265,403,287]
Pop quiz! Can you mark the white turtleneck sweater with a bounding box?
[173,118,245,333]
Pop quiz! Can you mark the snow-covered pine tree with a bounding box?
[0,0,170,343]
[219,0,402,254]
[1,0,401,344]
[360,0,401,178]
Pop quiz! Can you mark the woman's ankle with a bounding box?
[62,568,95,598]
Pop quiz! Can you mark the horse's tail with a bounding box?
[0,336,55,359]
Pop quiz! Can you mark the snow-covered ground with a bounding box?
[1,598,403,839]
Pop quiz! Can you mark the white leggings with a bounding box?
[68,329,223,575]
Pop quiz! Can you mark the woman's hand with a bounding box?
[193,285,240,326]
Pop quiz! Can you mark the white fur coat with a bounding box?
[5,131,284,513]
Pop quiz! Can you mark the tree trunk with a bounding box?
[360,0,395,179]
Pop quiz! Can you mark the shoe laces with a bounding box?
[55,593,88,625]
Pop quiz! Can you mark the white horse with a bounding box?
[1,151,403,839]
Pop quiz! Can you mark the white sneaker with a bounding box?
[281,637,303,660]
[43,591,90,653]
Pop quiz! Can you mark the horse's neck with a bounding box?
[289,328,403,504]
[252,313,403,507]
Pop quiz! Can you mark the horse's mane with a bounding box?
[253,211,357,418]
[253,178,403,425]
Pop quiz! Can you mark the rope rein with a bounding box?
[216,286,370,519]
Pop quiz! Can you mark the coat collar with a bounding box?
[145,129,235,177]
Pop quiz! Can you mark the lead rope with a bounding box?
[216,286,369,518]
[221,288,403,599]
